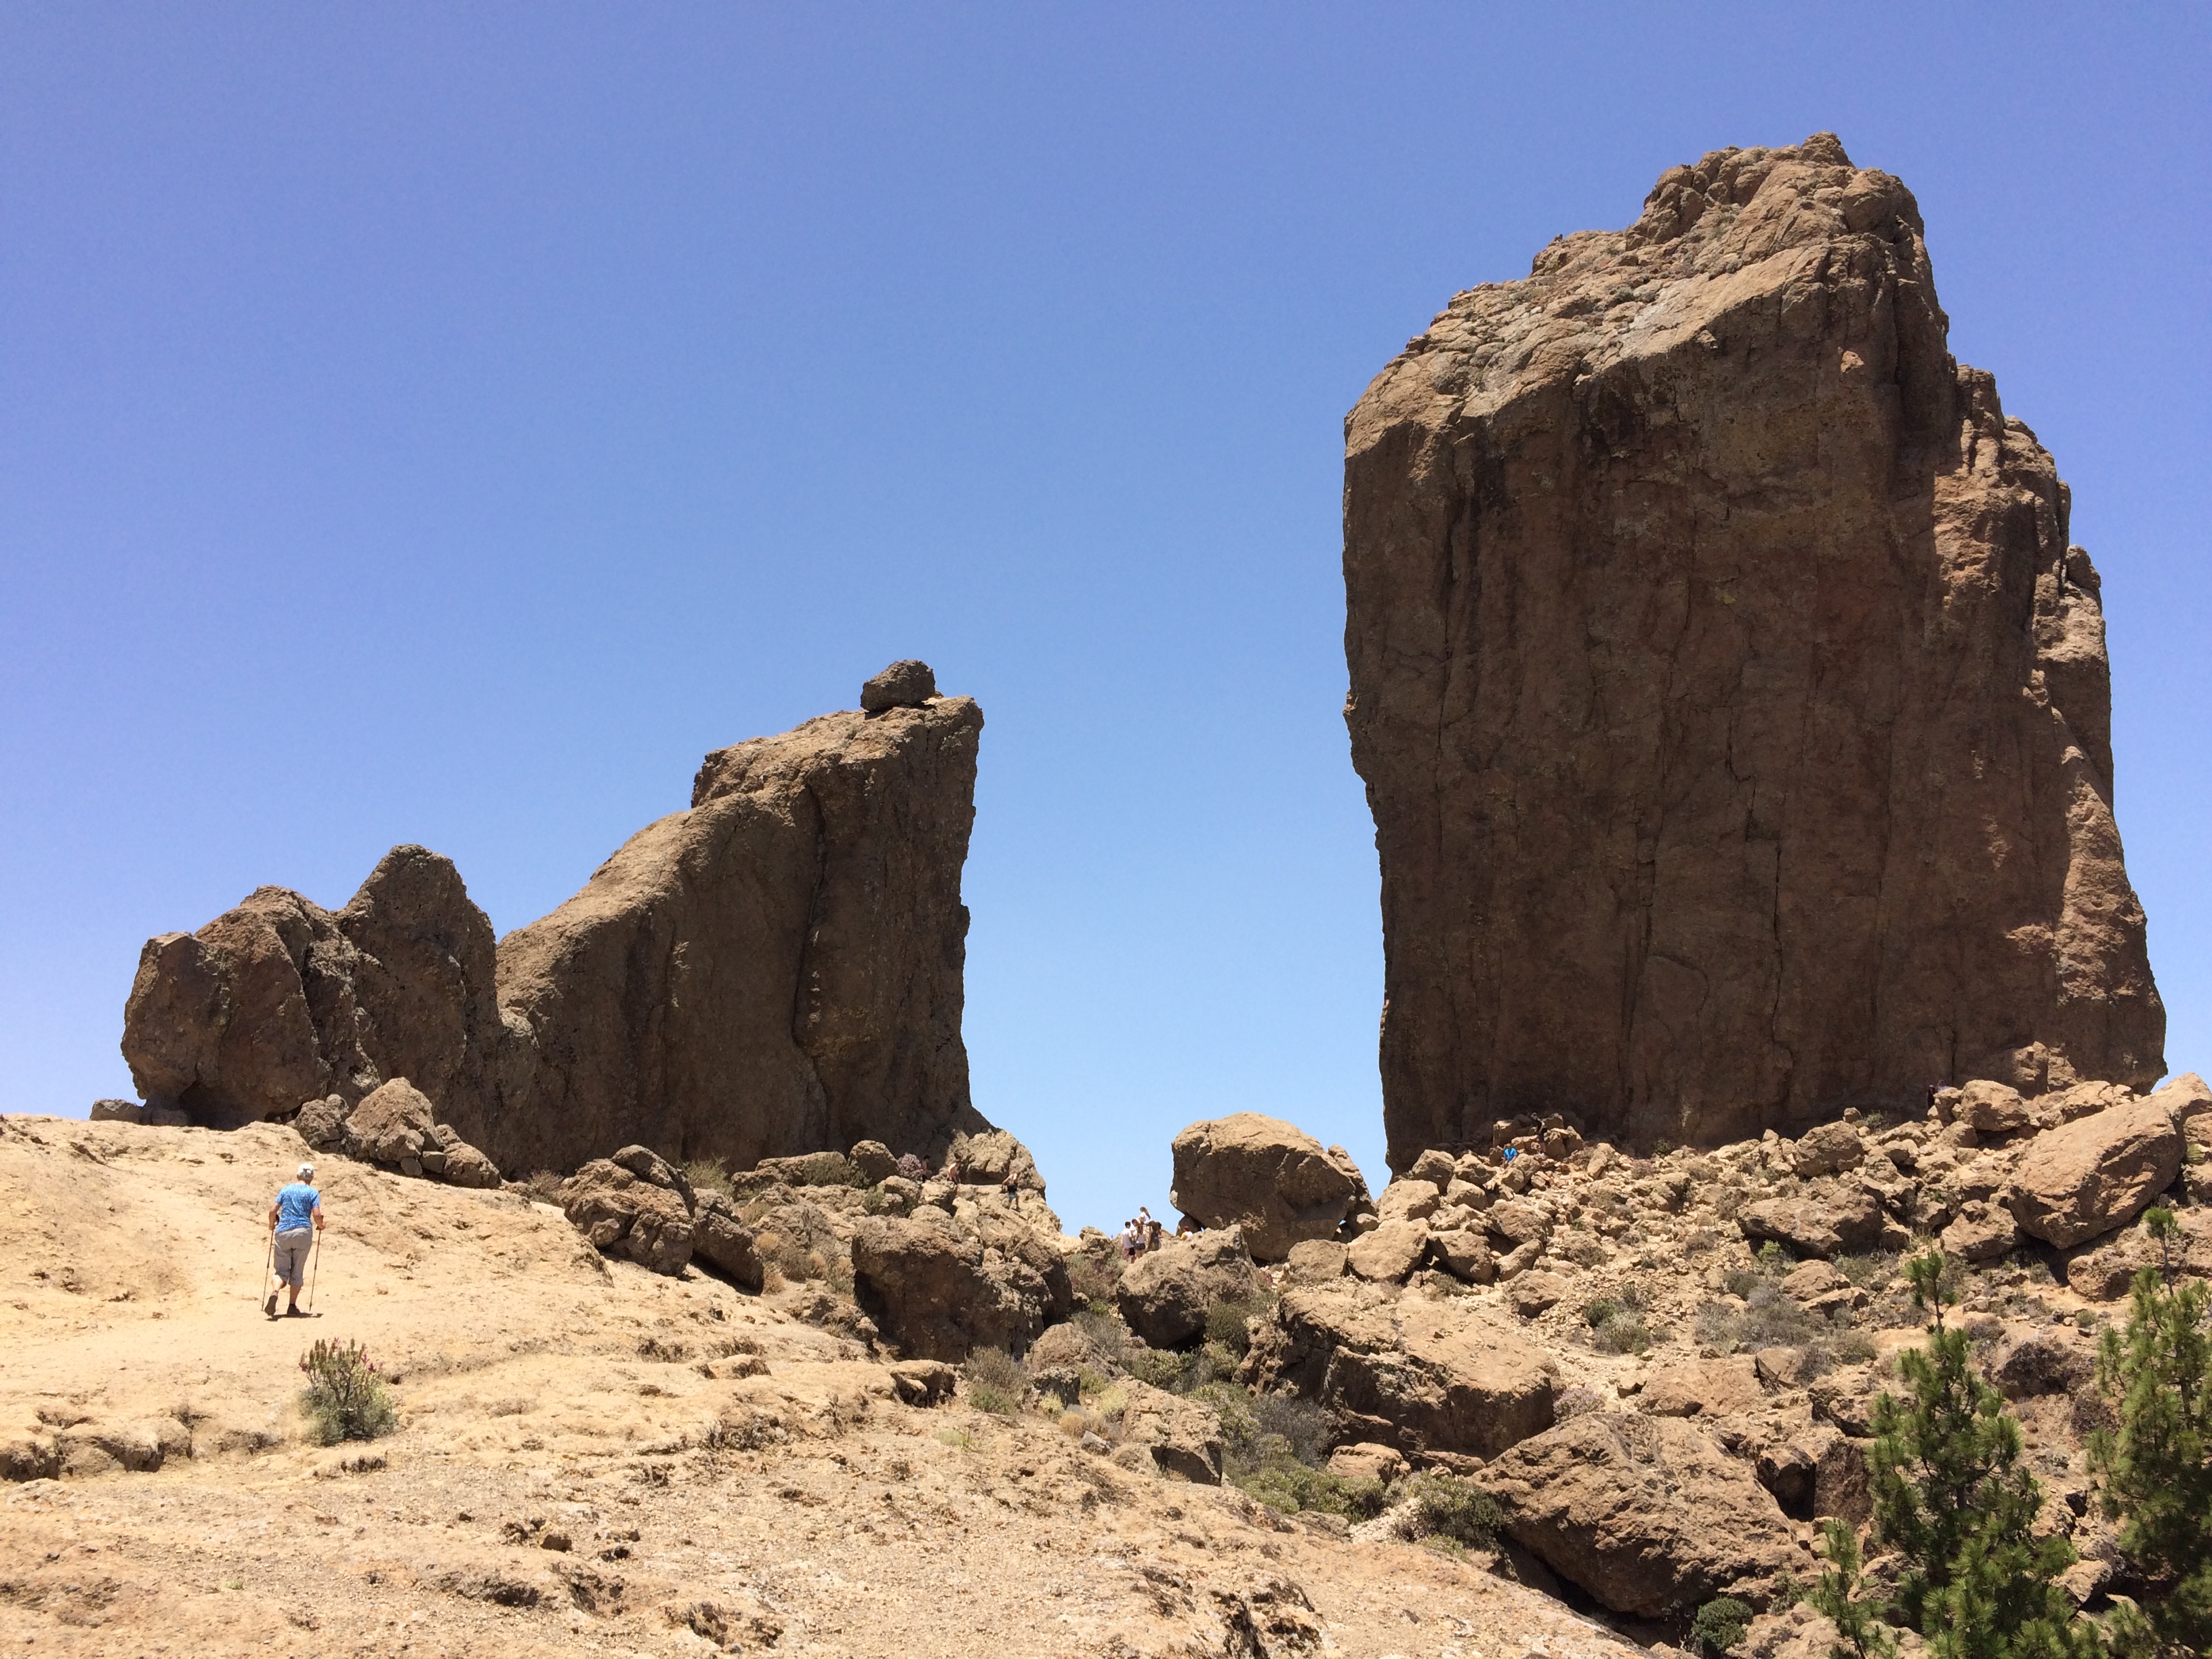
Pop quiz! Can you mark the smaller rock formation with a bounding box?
[294,1079,502,1189]
[850,1209,1071,1361]
[560,1146,700,1277]
[1115,1381,1224,1484]
[1478,1414,1801,1616]
[1168,1115,1365,1262]
[1114,1230,1259,1349]
[121,846,501,1132]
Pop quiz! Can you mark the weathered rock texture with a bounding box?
[123,669,995,1183]
[1343,133,2163,1165]
[121,846,501,1132]
[490,681,987,1177]
[1168,1115,1366,1262]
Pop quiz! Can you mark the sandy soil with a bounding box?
[0,1116,1645,1659]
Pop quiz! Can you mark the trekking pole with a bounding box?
[258,1231,273,1309]
[306,1229,322,1313]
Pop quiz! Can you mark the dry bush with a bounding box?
[519,1170,567,1206]
[680,1158,729,1197]
[963,1347,1025,1416]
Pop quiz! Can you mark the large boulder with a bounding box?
[1738,1185,1886,1258]
[1242,1284,1557,1459]
[849,1210,1071,1362]
[1343,131,2163,1162]
[1113,1230,1258,1349]
[344,1078,437,1168]
[561,1151,696,1275]
[489,668,991,1178]
[691,1193,765,1292]
[2010,1097,2184,1247]
[1168,1114,1364,1262]
[1115,1380,1224,1484]
[120,845,501,1131]
[1477,1414,1801,1616]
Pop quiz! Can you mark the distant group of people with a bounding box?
[1114,1205,1196,1258]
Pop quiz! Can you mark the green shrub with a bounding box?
[1066,1251,1123,1306]
[1835,1252,1898,1291]
[1812,1250,2097,1659]
[299,1339,397,1444]
[680,1157,729,1196]
[1593,1310,1653,1355]
[2089,1208,2211,1658]
[1204,1290,1277,1358]
[962,1345,1025,1417]
[1687,1595,1752,1656]
[1410,1473,1500,1548]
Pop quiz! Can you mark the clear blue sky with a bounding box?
[3,5,2206,1233]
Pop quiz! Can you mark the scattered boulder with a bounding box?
[848,1141,899,1185]
[1243,1286,1557,1460]
[1738,1186,1885,1258]
[1477,1414,1800,1616]
[293,1094,349,1150]
[1344,131,2164,1164]
[849,1210,1071,1362]
[1168,1115,1364,1262]
[2066,1206,2212,1299]
[344,1078,438,1170]
[1789,1122,1864,1179]
[1959,1080,2035,1134]
[561,1149,697,1275]
[754,1151,860,1189]
[886,1359,956,1407]
[2010,1097,2184,1248]
[1508,1271,1568,1318]
[691,1193,766,1292]
[1940,1200,2019,1263]
[1115,1380,1223,1484]
[1641,1357,1765,1421]
[1345,1221,1427,1284]
[1283,1240,1348,1284]
[1326,1443,1407,1485]
[1113,1230,1259,1349]
[1374,1179,1440,1225]
[1427,1229,1496,1286]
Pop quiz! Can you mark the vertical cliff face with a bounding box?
[1344,134,2163,1168]
[487,670,987,1177]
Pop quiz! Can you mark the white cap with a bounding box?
[298,1164,314,1181]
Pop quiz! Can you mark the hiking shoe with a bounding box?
[264,1293,279,1317]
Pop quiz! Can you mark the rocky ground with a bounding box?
[0,1116,1640,1659]
[3,1069,2204,1658]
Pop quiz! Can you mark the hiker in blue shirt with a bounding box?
[266,1163,325,1317]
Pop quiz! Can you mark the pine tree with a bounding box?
[1834,1250,2099,1659]
[2088,1207,2212,1658]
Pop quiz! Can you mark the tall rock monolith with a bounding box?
[1343,134,2163,1167]
[487,663,987,1176]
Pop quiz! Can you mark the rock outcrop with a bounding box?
[1114,1230,1260,1349]
[1168,1115,1366,1262]
[119,667,1002,1185]
[489,670,987,1178]
[849,1209,1071,1361]
[1343,132,2163,1164]
[1478,1414,1801,1616]
[1242,1284,1557,1460]
[121,846,501,1132]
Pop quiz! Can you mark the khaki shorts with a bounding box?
[273,1228,314,1288]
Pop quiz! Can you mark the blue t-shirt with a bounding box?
[276,1183,321,1233]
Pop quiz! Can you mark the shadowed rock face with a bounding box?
[487,687,987,1178]
[1343,132,2163,1167]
